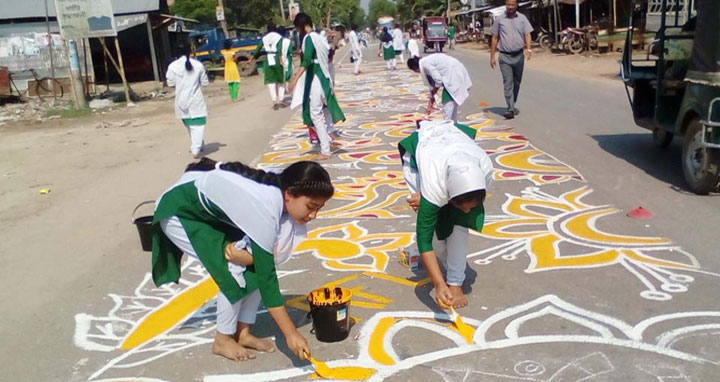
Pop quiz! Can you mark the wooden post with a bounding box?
[102,39,110,91]
[146,18,160,82]
[64,39,88,108]
[113,37,133,106]
[99,37,133,106]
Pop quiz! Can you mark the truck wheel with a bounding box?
[682,118,720,194]
[652,128,674,148]
[234,50,256,77]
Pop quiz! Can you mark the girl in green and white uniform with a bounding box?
[289,13,345,160]
[398,120,493,309]
[379,27,397,70]
[254,25,287,110]
[152,158,334,361]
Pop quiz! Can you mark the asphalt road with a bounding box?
[3,43,719,382]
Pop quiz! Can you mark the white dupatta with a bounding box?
[291,32,332,110]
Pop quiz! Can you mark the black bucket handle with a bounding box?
[131,200,155,223]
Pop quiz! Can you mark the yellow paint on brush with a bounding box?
[368,317,397,365]
[308,353,376,381]
[564,208,670,246]
[121,277,218,350]
[450,307,475,344]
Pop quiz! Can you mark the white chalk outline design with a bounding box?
[206,294,720,382]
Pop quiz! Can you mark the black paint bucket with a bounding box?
[132,201,155,252]
[307,287,352,343]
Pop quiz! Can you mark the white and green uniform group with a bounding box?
[399,120,493,286]
[151,169,306,334]
[290,31,345,156]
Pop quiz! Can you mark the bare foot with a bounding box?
[448,286,468,309]
[237,324,275,353]
[315,153,332,160]
[330,143,341,152]
[212,333,256,362]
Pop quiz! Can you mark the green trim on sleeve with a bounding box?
[248,240,284,308]
[416,196,441,253]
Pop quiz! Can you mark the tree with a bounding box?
[225,0,280,28]
[368,0,397,27]
[170,0,223,24]
[299,0,364,29]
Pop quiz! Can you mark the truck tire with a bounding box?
[682,118,720,194]
[234,50,257,77]
[652,128,674,148]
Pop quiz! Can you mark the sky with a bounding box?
[361,0,371,12]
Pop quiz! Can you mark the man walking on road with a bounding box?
[348,27,363,75]
[490,0,533,119]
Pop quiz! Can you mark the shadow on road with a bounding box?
[483,107,510,118]
[203,142,227,155]
[253,294,313,367]
[591,133,687,189]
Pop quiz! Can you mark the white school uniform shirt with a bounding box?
[408,39,420,58]
[166,57,209,120]
[263,32,283,66]
[392,28,405,51]
[419,53,472,106]
[415,120,493,207]
[349,30,362,58]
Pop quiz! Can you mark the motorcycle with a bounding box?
[536,27,553,52]
[560,26,598,54]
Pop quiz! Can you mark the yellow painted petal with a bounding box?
[296,239,362,260]
[369,317,396,365]
[121,277,218,350]
[530,234,620,270]
[496,149,575,173]
[623,250,696,270]
[481,218,548,239]
[564,208,670,246]
[506,197,573,218]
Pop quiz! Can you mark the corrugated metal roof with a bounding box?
[0,0,159,20]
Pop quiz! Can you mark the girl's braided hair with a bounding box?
[186,158,334,199]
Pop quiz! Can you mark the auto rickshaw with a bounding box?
[422,17,447,53]
[621,0,720,194]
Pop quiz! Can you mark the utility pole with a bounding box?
[279,0,286,21]
[217,0,228,37]
[43,0,57,100]
[65,39,88,108]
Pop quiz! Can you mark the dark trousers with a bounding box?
[499,52,525,111]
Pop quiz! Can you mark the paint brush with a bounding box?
[305,351,332,378]
[304,351,377,380]
[449,306,475,344]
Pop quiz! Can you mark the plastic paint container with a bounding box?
[307,286,352,342]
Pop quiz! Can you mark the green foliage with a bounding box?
[170,0,224,24]
[224,0,280,28]
[368,0,397,27]
[298,0,365,29]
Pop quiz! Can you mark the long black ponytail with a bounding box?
[178,40,193,71]
[186,157,334,199]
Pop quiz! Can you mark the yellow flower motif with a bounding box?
[319,171,410,219]
[295,221,414,273]
[474,186,699,301]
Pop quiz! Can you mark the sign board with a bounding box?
[216,7,225,22]
[289,2,300,21]
[54,0,117,39]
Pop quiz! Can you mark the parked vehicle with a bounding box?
[536,26,553,52]
[621,0,719,194]
[456,29,483,44]
[422,17,447,53]
[559,26,598,54]
[189,27,263,77]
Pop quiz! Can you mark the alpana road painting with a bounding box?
[73,60,720,381]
